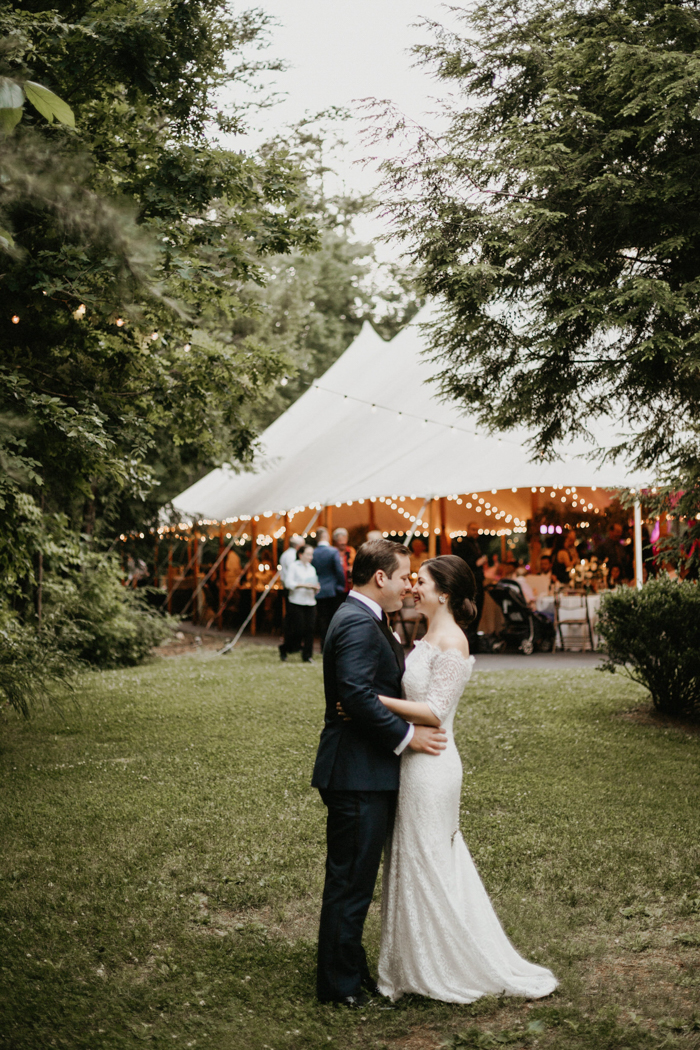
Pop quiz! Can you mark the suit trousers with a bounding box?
[316,595,341,650]
[282,603,316,661]
[317,788,396,1002]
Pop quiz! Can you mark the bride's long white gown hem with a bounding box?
[377,639,558,1004]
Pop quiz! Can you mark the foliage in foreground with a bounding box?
[598,576,700,719]
[0,615,76,720]
[0,655,698,1050]
[375,0,700,489]
[43,554,172,670]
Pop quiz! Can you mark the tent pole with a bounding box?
[501,533,507,561]
[428,499,437,558]
[369,499,376,530]
[217,523,225,629]
[193,525,200,625]
[153,531,159,588]
[634,499,643,590]
[326,505,333,536]
[167,544,173,614]
[283,513,289,550]
[403,500,430,548]
[439,497,451,554]
[250,517,258,635]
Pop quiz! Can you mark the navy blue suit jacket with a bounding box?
[313,544,346,599]
[311,596,408,791]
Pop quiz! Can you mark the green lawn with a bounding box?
[1,649,699,1050]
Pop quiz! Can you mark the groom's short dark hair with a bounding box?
[352,539,409,586]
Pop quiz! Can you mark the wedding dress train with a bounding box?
[378,639,558,1004]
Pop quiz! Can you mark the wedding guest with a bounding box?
[333,527,355,599]
[455,521,487,625]
[538,553,553,580]
[279,545,319,663]
[595,523,627,578]
[409,537,429,575]
[552,529,580,584]
[224,546,242,591]
[313,527,346,649]
[279,534,304,587]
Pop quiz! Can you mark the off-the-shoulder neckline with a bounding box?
[415,638,475,663]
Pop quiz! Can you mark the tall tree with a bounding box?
[376,0,700,480]
[0,2,318,598]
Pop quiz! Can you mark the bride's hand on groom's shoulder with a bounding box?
[409,724,448,755]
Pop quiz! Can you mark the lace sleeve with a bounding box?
[426,649,472,723]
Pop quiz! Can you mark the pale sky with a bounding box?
[229,0,464,230]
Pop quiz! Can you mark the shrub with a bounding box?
[0,613,77,719]
[597,576,700,719]
[44,554,172,668]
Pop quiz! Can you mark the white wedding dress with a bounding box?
[378,639,558,1004]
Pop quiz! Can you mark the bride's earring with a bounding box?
[438,595,447,604]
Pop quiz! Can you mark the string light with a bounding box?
[115,318,125,327]
[11,315,19,324]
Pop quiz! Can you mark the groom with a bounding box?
[312,538,447,1006]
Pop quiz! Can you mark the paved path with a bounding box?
[473,651,602,670]
[174,623,603,669]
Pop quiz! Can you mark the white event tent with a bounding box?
[173,308,646,544]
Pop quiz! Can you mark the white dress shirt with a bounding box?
[287,561,319,606]
[279,546,300,587]
[348,591,414,755]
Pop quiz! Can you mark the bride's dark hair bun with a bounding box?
[422,555,478,628]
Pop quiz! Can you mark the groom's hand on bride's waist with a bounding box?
[408,725,448,755]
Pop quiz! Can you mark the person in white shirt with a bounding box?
[279,544,320,663]
[279,534,304,587]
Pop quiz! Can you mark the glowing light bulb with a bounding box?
[11,315,19,324]
[115,317,125,327]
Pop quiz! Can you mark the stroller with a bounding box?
[486,578,555,655]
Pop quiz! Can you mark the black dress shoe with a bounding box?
[319,991,369,1008]
[339,992,369,1009]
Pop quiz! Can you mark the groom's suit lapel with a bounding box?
[346,596,405,675]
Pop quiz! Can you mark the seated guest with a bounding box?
[312,527,346,649]
[524,554,553,599]
[552,529,580,584]
[409,537,429,575]
[332,527,355,599]
[596,523,628,578]
[224,546,242,590]
[538,553,553,579]
[279,544,319,663]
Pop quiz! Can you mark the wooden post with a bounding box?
[326,505,333,536]
[218,523,225,629]
[192,526,199,624]
[428,499,437,558]
[250,518,258,636]
[501,533,507,561]
[272,528,278,571]
[529,488,541,570]
[369,500,376,530]
[634,500,643,589]
[167,544,173,614]
[153,531,159,588]
[283,513,289,550]
[439,497,451,554]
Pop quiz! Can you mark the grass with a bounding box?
[0,647,699,1050]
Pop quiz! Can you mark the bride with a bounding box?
[375,555,558,1004]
